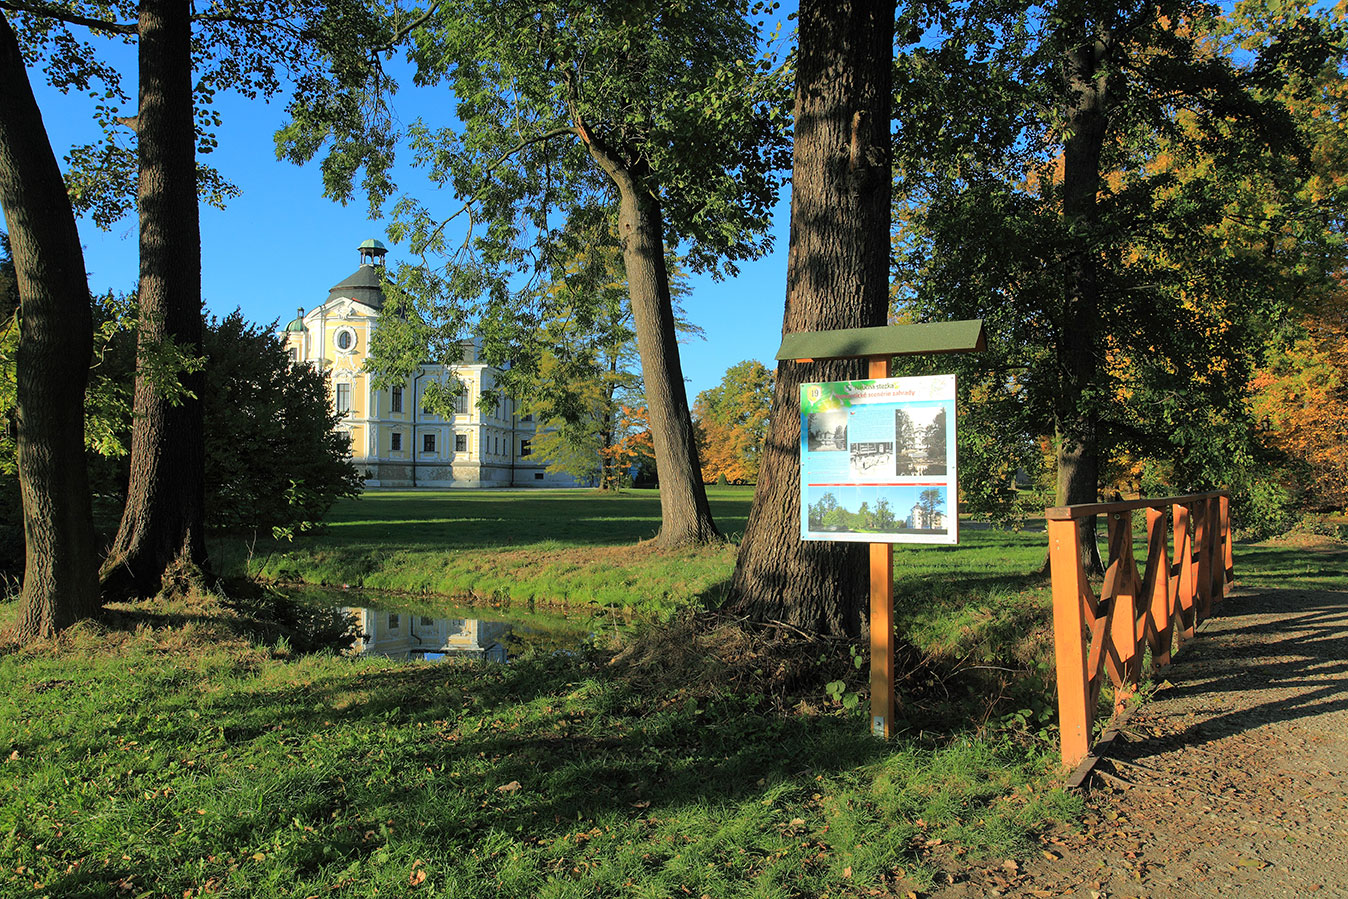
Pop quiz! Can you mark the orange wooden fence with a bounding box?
[1046,492,1235,769]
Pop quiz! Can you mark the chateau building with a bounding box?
[281,239,579,488]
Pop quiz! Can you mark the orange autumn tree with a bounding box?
[693,360,773,484]
[1250,298,1348,510]
[602,404,655,489]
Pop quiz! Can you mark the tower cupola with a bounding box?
[358,238,387,267]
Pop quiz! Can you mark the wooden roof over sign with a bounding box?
[775,320,985,362]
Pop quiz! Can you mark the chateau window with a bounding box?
[391,432,402,452]
[455,434,467,452]
[423,433,436,453]
[420,616,433,627]
[335,383,351,415]
[534,472,544,480]
[391,386,403,413]
[520,413,533,422]
[520,438,532,457]
[495,436,500,456]
[454,391,468,414]
[387,613,400,630]
[335,328,355,351]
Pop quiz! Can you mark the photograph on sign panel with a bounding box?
[805,484,949,537]
[805,410,849,452]
[849,441,893,478]
[894,405,949,476]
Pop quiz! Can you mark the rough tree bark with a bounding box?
[101,0,208,597]
[581,135,720,546]
[729,0,895,636]
[1057,20,1111,574]
[0,11,101,639]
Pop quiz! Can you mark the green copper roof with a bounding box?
[776,320,986,362]
[283,307,307,332]
[359,238,387,252]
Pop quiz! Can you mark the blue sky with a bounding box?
[24,23,794,401]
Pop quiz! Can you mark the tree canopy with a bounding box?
[892,0,1348,534]
[280,0,792,546]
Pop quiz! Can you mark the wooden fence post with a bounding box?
[1049,517,1090,769]
[1144,506,1173,666]
[1174,503,1196,640]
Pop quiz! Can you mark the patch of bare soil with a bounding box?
[924,575,1348,899]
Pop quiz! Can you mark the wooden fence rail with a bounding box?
[1046,492,1235,769]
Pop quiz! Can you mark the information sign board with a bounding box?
[800,375,957,544]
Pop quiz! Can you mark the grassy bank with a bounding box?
[0,600,1081,899]
[5,499,1323,898]
[213,488,753,618]
[0,518,1090,899]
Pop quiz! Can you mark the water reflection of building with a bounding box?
[348,607,511,662]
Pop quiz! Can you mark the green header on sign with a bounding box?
[776,320,985,362]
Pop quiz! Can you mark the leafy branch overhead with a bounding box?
[5,0,389,229]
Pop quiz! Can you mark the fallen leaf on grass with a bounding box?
[496,781,521,793]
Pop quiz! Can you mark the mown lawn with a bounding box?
[3,493,1324,899]
[214,488,755,618]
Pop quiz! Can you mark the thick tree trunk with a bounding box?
[728,0,895,637]
[580,129,719,544]
[101,0,208,598]
[0,12,101,639]
[1057,25,1111,574]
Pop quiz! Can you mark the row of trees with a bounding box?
[0,0,374,640]
[6,0,1345,645]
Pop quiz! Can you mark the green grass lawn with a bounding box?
[3,493,1335,899]
[214,488,755,618]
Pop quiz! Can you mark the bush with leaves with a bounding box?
[202,311,361,539]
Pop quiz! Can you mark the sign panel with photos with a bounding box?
[800,374,957,544]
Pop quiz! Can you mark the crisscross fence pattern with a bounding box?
[1047,492,1235,769]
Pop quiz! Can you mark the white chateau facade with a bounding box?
[281,240,580,488]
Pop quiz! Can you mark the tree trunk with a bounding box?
[1057,23,1111,574]
[581,132,719,545]
[101,0,208,598]
[728,0,895,637]
[0,11,101,639]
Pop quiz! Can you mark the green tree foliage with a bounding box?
[693,359,773,484]
[202,312,362,539]
[0,233,20,575]
[280,0,791,546]
[0,308,361,577]
[485,233,645,490]
[892,0,1347,533]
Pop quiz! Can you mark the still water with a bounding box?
[336,599,601,664]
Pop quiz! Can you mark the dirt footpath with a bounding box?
[929,555,1348,898]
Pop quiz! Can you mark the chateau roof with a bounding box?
[327,263,385,309]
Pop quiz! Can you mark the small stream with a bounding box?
[295,588,604,663]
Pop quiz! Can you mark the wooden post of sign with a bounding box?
[867,355,895,739]
[776,320,986,742]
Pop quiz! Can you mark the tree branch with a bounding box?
[0,0,135,34]
[423,125,578,248]
[378,0,444,53]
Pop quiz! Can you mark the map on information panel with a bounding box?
[800,374,957,545]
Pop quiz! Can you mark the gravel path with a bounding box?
[928,546,1348,898]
